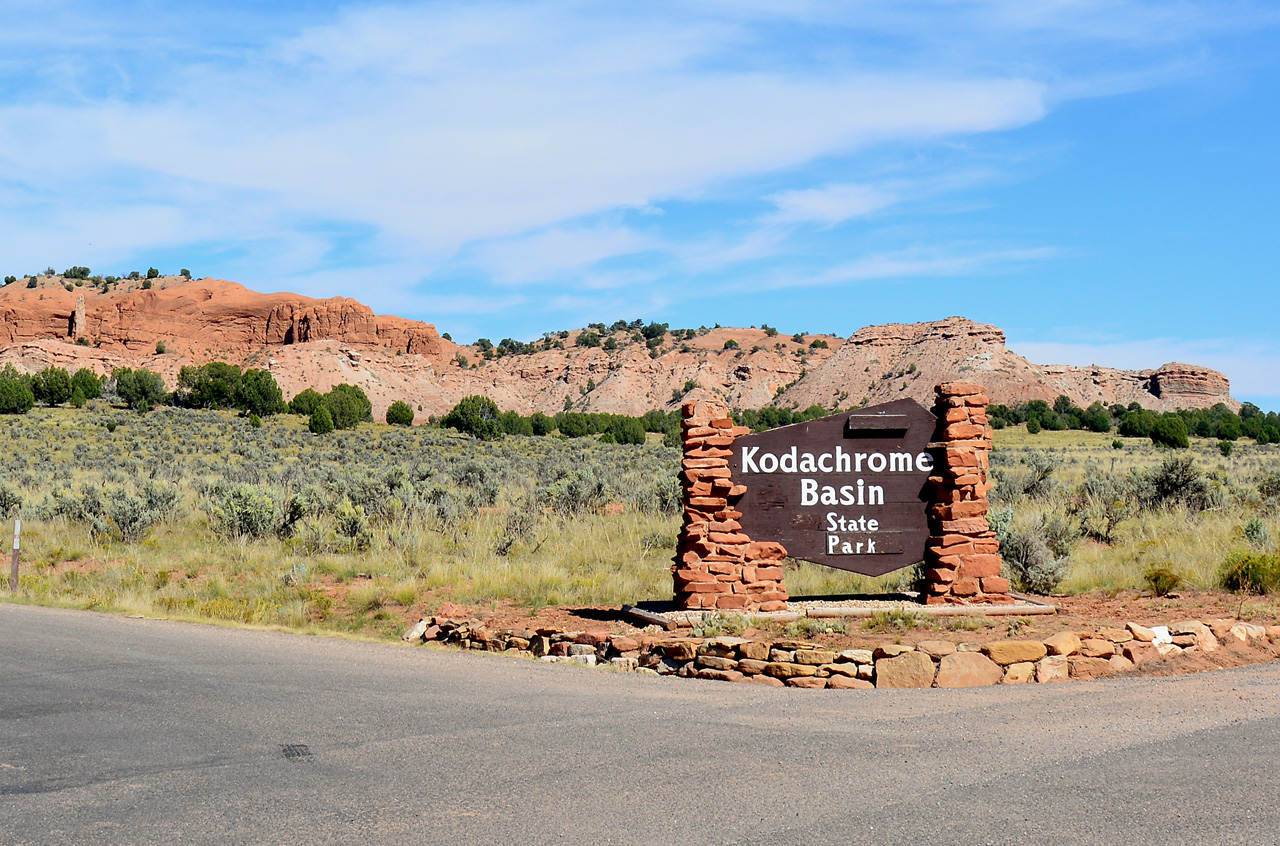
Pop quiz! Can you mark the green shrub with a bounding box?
[236,369,286,417]
[608,416,646,445]
[386,400,415,426]
[209,484,281,539]
[442,395,503,441]
[0,483,22,518]
[146,267,159,279]
[71,387,86,408]
[0,370,36,415]
[71,368,102,400]
[1143,563,1183,597]
[113,367,167,412]
[32,366,72,406]
[324,384,372,429]
[1025,418,1041,434]
[998,515,1070,594]
[1219,551,1280,594]
[576,331,601,348]
[289,388,324,416]
[529,412,555,436]
[1243,517,1272,550]
[498,410,532,436]
[723,339,739,350]
[1139,455,1210,511]
[1150,415,1189,449]
[1218,440,1233,457]
[308,405,335,434]
[177,362,240,409]
[154,339,164,352]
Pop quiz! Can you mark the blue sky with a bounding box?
[2,1,1278,407]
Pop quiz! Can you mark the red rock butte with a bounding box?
[0,275,1238,423]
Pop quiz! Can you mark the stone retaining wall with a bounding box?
[404,616,1280,690]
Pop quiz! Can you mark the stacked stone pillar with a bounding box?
[672,399,789,613]
[922,382,1013,605]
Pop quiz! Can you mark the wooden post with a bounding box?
[10,518,18,593]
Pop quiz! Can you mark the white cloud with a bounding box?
[767,183,898,226]
[0,4,1048,273]
[462,226,654,286]
[752,245,1059,290]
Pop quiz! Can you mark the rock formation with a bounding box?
[0,276,1238,422]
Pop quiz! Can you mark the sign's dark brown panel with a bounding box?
[730,398,936,577]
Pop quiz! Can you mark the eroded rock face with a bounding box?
[1149,363,1232,405]
[0,279,1238,421]
[0,276,444,357]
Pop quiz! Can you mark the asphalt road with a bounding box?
[2,603,1278,845]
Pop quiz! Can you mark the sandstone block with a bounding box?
[1035,655,1068,683]
[823,663,859,677]
[956,555,1001,579]
[715,594,749,611]
[827,676,874,690]
[737,641,771,661]
[745,542,787,561]
[764,661,818,679]
[938,518,989,534]
[1108,654,1135,673]
[663,641,699,661]
[696,667,745,682]
[916,640,957,659]
[1079,638,1115,658]
[984,641,1048,665]
[873,644,915,660]
[610,636,640,653]
[1098,627,1133,644]
[980,577,1011,594]
[786,676,828,689]
[737,659,769,675]
[924,567,958,584]
[950,578,980,597]
[936,652,1003,688]
[695,655,739,671]
[1122,643,1157,666]
[1068,656,1113,680]
[1169,620,1206,636]
[874,652,936,689]
[937,381,985,397]
[745,675,785,687]
[402,619,429,642]
[839,649,874,664]
[1002,662,1035,684]
[795,649,837,665]
[1042,632,1081,656]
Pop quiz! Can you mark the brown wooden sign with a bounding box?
[730,398,937,577]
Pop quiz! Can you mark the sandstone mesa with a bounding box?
[0,275,1236,423]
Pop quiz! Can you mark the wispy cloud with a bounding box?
[750,245,1059,290]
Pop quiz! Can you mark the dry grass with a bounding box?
[1,406,1277,641]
